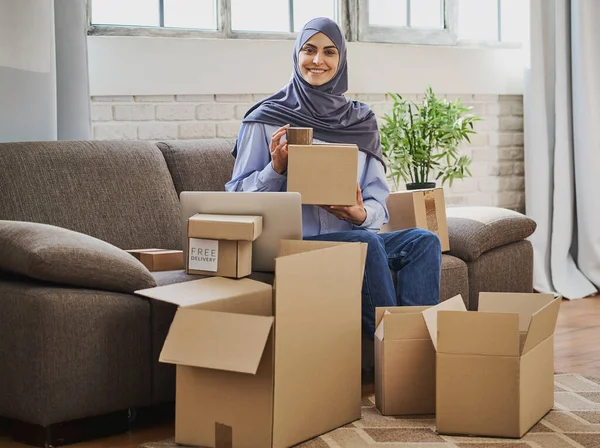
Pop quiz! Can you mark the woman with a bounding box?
[226,17,441,340]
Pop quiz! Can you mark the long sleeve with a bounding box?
[352,155,390,232]
[225,123,287,192]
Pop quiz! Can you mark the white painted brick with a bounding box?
[494,191,520,208]
[134,95,174,102]
[215,94,253,103]
[513,161,524,175]
[471,148,499,162]
[488,162,515,176]
[92,95,134,102]
[499,116,524,131]
[468,161,489,178]
[355,94,386,101]
[234,104,253,120]
[465,133,489,147]
[472,94,499,102]
[176,94,214,102]
[156,105,195,121]
[138,123,179,140]
[512,102,524,115]
[371,102,393,117]
[91,105,113,122]
[252,94,270,101]
[487,118,500,130]
[507,176,525,191]
[113,105,154,121]
[513,132,524,145]
[486,102,501,116]
[463,103,486,116]
[474,119,491,132]
[478,177,509,193]
[490,133,513,146]
[217,122,242,138]
[179,123,216,139]
[196,103,236,120]
[94,124,137,140]
[444,194,467,206]
[501,95,523,101]
[392,93,418,102]
[448,177,478,194]
[499,148,524,161]
[466,192,493,206]
[445,94,471,101]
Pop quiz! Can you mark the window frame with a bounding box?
[86,0,522,48]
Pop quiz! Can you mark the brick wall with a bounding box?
[91,93,525,212]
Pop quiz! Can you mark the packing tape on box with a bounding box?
[215,422,233,448]
[424,190,439,233]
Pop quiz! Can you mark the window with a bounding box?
[89,0,527,47]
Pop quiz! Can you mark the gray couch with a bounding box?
[0,139,536,446]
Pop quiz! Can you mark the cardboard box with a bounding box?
[127,249,184,271]
[287,143,358,206]
[134,241,366,448]
[422,293,561,438]
[186,214,262,278]
[374,306,436,416]
[381,188,450,252]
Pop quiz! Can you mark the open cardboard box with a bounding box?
[287,143,358,206]
[135,240,366,448]
[381,187,449,252]
[421,293,561,438]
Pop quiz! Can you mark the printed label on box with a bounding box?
[189,238,219,272]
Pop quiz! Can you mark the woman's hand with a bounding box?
[322,184,367,226]
[270,124,290,174]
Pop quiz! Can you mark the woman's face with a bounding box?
[298,32,339,86]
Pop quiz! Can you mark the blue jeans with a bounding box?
[305,228,442,338]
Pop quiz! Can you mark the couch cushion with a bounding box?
[446,206,537,262]
[0,140,181,250]
[156,139,236,196]
[0,220,156,293]
[440,254,470,308]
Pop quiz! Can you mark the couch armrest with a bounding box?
[446,207,536,262]
[0,220,156,293]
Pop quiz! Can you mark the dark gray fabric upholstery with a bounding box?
[0,220,156,293]
[446,206,537,262]
[0,277,152,426]
[156,140,236,196]
[466,240,534,310]
[148,269,275,404]
[440,254,470,309]
[0,140,181,250]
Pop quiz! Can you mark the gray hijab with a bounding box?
[233,17,384,166]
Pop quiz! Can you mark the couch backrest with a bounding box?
[156,139,236,196]
[0,140,181,250]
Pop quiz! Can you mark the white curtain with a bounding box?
[0,0,91,142]
[524,0,600,299]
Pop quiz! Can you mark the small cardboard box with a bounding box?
[422,293,561,438]
[186,214,262,278]
[127,249,184,272]
[381,188,450,252]
[374,306,437,416]
[287,143,358,206]
[135,241,366,448]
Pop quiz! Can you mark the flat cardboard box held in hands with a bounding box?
[134,241,366,448]
[287,143,359,206]
[186,214,262,278]
[422,293,561,438]
[381,187,450,252]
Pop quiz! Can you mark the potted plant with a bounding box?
[380,87,482,190]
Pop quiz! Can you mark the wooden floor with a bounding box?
[1,295,599,448]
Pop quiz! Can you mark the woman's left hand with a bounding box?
[322,184,367,226]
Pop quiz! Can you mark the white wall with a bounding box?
[88,36,526,96]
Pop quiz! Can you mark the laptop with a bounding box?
[180,191,303,272]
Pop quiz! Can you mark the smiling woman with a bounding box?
[298,33,340,86]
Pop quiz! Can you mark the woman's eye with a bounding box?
[303,47,314,54]
[326,50,337,56]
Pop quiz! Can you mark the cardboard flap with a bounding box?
[382,312,430,341]
[522,297,561,354]
[421,295,467,351]
[438,310,520,356]
[375,306,430,328]
[188,214,263,241]
[478,292,556,332]
[134,277,270,308]
[374,310,391,341]
[160,308,273,374]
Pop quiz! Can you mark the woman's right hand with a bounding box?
[270,124,290,175]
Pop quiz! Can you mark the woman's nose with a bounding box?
[313,52,322,65]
